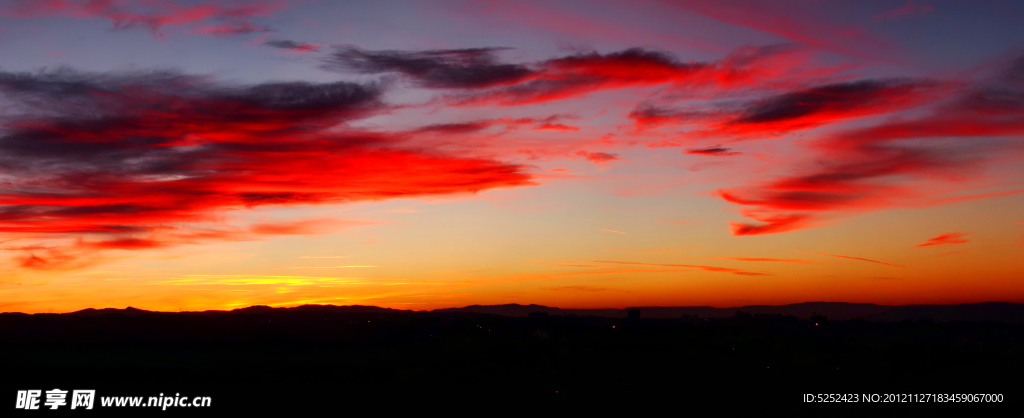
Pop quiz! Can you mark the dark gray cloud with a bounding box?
[263,39,319,52]
[732,79,937,125]
[686,146,740,156]
[323,46,535,89]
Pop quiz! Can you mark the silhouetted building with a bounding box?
[628,309,640,320]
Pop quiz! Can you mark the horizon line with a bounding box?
[6,300,1024,315]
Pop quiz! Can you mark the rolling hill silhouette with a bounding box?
[41,301,1024,323]
[437,302,1024,322]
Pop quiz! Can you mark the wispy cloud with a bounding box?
[589,260,770,275]
[323,46,533,89]
[368,208,422,214]
[545,285,612,292]
[668,0,901,63]
[640,79,944,143]
[0,0,284,38]
[796,251,905,268]
[249,218,362,235]
[685,146,740,156]
[264,39,320,53]
[577,151,620,164]
[715,257,812,263]
[874,1,934,21]
[916,232,970,247]
[601,246,695,254]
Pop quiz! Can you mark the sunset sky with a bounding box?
[1,0,1023,313]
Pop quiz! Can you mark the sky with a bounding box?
[1,0,1022,313]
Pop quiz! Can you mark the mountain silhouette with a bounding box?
[432,301,1024,322]
[35,301,1024,323]
[69,306,153,316]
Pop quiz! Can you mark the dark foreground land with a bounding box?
[2,306,1022,414]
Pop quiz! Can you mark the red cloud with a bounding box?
[637,78,946,142]
[827,57,1024,144]
[411,115,578,135]
[448,48,706,105]
[78,237,168,250]
[289,43,319,53]
[915,232,969,247]
[577,151,620,164]
[719,146,962,235]
[248,218,361,235]
[534,123,579,132]
[0,0,281,38]
[717,56,1024,236]
[19,253,51,269]
[0,68,533,269]
[724,211,813,236]
[328,44,842,107]
[6,219,376,271]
